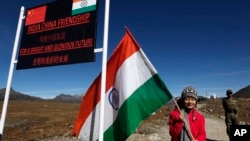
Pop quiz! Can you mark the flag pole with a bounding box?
[172,98,195,140]
[99,0,110,140]
[125,27,140,47]
[0,6,25,140]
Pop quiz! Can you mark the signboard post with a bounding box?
[0,0,105,140]
[0,7,25,139]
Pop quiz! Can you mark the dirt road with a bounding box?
[126,103,229,141]
[126,114,228,141]
[205,116,228,141]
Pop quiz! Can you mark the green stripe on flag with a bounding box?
[72,5,96,15]
[104,74,173,141]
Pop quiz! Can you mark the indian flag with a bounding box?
[72,0,97,15]
[72,29,173,141]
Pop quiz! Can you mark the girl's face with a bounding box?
[183,97,197,109]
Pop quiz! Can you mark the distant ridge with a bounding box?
[0,85,249,102]
[53,93,82,103]
[234,85,250,98]
[0,88,83,102]
[0,88,42,101]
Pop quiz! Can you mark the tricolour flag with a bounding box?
[72,0,97,15]
[25,6,47,26]
[72,28,173,141]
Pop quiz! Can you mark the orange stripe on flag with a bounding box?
[72,29,140,136]
[73,0,82,3]
[25,6,47,26]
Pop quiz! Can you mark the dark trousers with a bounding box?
[225,113,239,136]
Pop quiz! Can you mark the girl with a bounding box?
[169,86,206,141]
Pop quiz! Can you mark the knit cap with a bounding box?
[181,86,198,100]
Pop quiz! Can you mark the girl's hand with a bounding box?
[179,113,184,121]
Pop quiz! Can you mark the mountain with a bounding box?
[1,84,249,102]
[0,88,83,102]
[234,85,250,98]
[0,88,42,100]
[52,93,83,103]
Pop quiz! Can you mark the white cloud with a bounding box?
[215,70,250,76]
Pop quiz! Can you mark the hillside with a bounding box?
[0,84,249,102]
[0,88,42,101]
[0,85,249,140]
[0,88,82,102]
[234,85,250,98]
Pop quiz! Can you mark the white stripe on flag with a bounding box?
[72,0,97,10]
[78,49,157,140]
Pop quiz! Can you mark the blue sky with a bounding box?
[0,0,249,99]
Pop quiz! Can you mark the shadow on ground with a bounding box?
[206,139,225,141]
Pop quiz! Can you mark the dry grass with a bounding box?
[0,100,80,141]
[142,98,250,130]
[199,98,250,124]
[0,98,249,140]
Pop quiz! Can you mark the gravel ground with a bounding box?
[41,104,229,141]
[127,114,228,141]
[126,103,229,141]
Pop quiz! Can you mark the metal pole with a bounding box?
[98,0,110,140]
[0,6,25,139]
